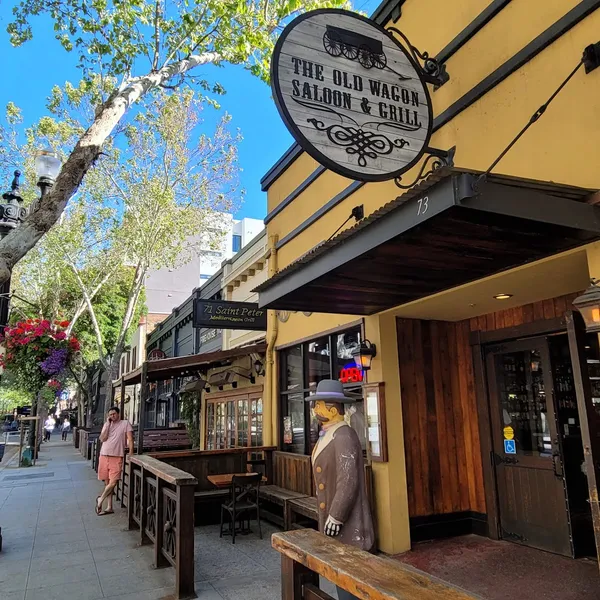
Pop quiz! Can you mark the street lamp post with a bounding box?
[0,149,62,460]
[0,171,27,333]
[0,150,62,333]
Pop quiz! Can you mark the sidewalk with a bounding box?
[0,439,334,600]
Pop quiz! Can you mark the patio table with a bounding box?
[207,472,267,488]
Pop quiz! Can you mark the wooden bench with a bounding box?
[273,529,478,600]
[259,451,313,526]
[285,496,318,530]
[263,453,374,532]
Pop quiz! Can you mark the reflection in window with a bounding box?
[307,337,330,388]
[285,345,303,391]
[205,395,263,450]
[283,393,306,455]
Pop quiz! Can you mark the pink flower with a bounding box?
[54,331,67,340]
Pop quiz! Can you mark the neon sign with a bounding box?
[339,362,363,383]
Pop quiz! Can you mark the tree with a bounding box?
[54,87,239,394]
[5,84,241,418]
[0,0,346,286]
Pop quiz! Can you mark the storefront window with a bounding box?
[285,344,303,390]
[205,393,263,450]
[279,327,365,456]
[335,330,363,385]
[282,392,306,454]
[307,337,330,388]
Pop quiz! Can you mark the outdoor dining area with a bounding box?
[69,424,479,600]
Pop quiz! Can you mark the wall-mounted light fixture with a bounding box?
[352,340,377,372]
[253,359,265,376]
[573,279,600,333]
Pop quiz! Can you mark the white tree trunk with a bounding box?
[66,270,114,336]
[102,262,147,414]
[0,51,222,285]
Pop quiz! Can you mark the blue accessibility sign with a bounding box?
[504,439,516,454]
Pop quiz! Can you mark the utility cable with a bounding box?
[326,205,365,243]
[476,59,584,188]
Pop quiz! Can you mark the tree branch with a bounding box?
[66,258,108,370]
[66,268,114,336]
[0,49,222,287]
[152,0,162,71]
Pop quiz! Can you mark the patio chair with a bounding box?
[220,473,263,544]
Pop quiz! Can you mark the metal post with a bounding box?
[137,362,148,454]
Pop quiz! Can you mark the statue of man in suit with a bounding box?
[308,379,375,600]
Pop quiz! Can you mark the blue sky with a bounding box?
[0,1,381,221]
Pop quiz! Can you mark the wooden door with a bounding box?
[486,337,573,556]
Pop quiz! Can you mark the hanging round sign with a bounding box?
[271,9,433,182]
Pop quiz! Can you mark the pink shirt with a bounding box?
[100,419,133,457]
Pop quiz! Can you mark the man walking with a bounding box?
[96,406,134,516]
[61,417,70,441]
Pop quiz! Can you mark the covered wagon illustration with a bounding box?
[323,25,387,69]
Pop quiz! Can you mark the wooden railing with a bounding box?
[273,529,478,600]
[128,455,197,600]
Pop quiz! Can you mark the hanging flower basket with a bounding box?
[0,319,80,395]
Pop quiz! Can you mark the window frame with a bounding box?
[204,386,264,450]
[279,326,363,455]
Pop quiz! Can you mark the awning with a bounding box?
[114,341,267,386]
[178,379,206,393]
[255,169,600,315]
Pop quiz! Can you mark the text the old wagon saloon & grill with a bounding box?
[271,9,432,182]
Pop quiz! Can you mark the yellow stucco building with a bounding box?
[256,0,600,563]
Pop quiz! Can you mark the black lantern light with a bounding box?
[253,359,265,376]
[352,339,377,372]
[573,279,600,333]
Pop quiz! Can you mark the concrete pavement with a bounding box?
[0,439,339,600]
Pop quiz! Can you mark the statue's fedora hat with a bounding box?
[306,379,361,404]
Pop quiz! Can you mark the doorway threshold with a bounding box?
[393,535,598,600]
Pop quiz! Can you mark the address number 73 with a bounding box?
[416,196,429,216]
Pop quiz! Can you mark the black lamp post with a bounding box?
[0,149,62,334]
[0,171,27,333]
[0,150,61,461]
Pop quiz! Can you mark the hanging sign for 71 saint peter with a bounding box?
[271,9,433,182]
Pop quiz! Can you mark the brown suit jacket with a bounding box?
[312,423,375,552]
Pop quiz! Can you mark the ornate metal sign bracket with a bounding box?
[386,27,449,88]
[394,146,455,190]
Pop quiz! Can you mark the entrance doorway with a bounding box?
[485,333,595,558]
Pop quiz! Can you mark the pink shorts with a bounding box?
[98,455,123,483]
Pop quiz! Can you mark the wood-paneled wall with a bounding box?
[397,319,485,518]
[467,292,581,333]
[397,292,581,519]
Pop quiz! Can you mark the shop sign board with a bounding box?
[147,348,167,361]
[193,299,267,331]
[271,9,433,182]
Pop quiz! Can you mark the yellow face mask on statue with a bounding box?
[313,400,344,425]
